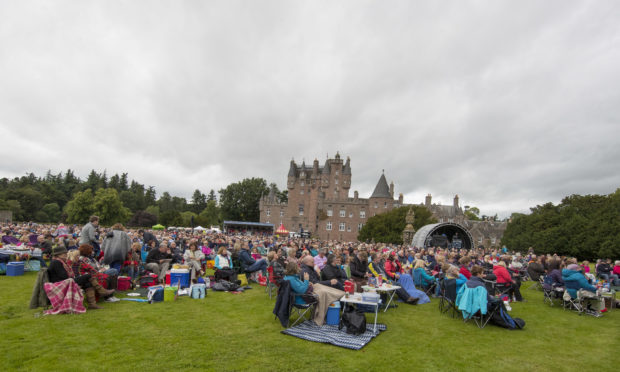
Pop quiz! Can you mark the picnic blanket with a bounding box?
[43,279,86,315]
[281,320,387,350]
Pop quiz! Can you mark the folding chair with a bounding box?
[438,278,458,318]
[289,292,318,328]
[562,290,583,313]
[265,266,281,299]
[413,269,436,297]
[470,300,500,329]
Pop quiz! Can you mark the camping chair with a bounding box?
[438,278,458,318]
[562,290,583,313]
[289,291,318,328]
[455,285,498,329]
[542,279,564,307]
[413,269,436,296]
[266,266,282,300]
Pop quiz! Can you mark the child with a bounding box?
[251,247,262,260]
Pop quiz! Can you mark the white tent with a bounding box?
[194,226,206,231]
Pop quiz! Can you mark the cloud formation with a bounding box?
[1,1,619,218]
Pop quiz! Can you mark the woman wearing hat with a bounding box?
[47,245,101,309]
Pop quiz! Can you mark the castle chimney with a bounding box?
[425,194,432,207]
[398,193,403,204]
[454,194,459,209]
[389,181,394,198]
[354,190,359,200]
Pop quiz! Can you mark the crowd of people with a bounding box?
[1,219,618,319]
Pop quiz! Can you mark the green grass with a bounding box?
[1,272,619,372]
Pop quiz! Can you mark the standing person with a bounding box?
[80,216,100,257]
[101,223,132,272]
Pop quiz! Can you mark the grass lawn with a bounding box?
[1,272,619,372]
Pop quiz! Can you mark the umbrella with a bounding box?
[275,223,288,235]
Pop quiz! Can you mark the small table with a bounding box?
[601,290,616,312]
[362,284,401,312]
[339,294,382,334]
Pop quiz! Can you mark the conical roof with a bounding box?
[370,173,391,198]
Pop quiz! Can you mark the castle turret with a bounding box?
[398,193,403,204]
[454,194,459,209]
[389,181,394,198]
[425,194,432,207]
[287,159,297,189]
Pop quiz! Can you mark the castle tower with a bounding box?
[425,194,432,207]
[287,159,297,190]
[454,194,459,209]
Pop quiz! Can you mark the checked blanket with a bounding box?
[44,279,86,315]
[281,321,387,350]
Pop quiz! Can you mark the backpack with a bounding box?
[339,306,367,335]
[489,302,525,330]
[212,280,240,292]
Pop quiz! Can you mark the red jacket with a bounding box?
[459,266,472,279]
[384,260,402,280]
[493,265,513,284]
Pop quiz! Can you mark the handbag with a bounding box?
[339,306,367,335]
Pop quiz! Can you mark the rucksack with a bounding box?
[489,302,525,330]
[339,306,367,335]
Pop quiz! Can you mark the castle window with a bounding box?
[301,181,305,186]
[300,172,305,177]
[339,222,345,231]
[335,179,338,185]
[326,222,332,231]
[349,212,353,218]
[374,202,378,209]
[300,189,304,195]
[339,210,345,217]
[298,204,304,216]
[266,209,270,217]
[266,220,269,224]
[280,211,284,217]
[360,211,365,219]
[384,202,387,208]
[491,237,496,244]
[336,171,339,175]
[478,236,483,243]
[358,223,363,231]
[327,209,333,217]
[347,226,351,232]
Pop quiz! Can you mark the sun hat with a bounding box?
[52,246,68,256]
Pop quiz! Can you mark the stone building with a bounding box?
[259,152,403,242]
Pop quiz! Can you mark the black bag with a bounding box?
[489,302,525,330]
[339,306,367,336]
[212,280,240,292]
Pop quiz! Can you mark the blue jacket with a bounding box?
[562,269,596,299]
[239,249,256,269]
[284,275,309,305]
[414,268,435,287]
[455,285,488,319]
[455,274,468,293]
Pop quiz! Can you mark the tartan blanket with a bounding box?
[43,279,86,315]
[281,321,387,350]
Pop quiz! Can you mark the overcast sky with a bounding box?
[1,1,619,218]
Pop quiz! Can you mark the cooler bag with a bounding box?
[191,283,206,299]
[140,274,158,287]
[117,276,131,291]
[147,285,164,303]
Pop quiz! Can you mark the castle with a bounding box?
[259,152,403,242]
[260,153,507,248]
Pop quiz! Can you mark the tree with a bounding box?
[145,186,157,206]
[158,192,173,213]
[219,178,269,222]
[159,210,183,226]
[92,188,131,225]
[358,206,437,244]
[128,210,158,227]
[119,190,138,212]
[207,189,217,202]
[191,189,207,214]
[65,189,96,224]
[41,203,61,222]
[501,189,620,260]
[145,205,160,218]
[198,200,222,227]
[464,206,481,221]
[180,211,198,227]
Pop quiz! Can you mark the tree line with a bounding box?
[501,189,620,260]
[0,170,287,227]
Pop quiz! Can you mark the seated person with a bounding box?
[614,260,620,286]
[543,259,564,290]
[238,241,268,281]
[384,252,405,281]
[413,259,437,291]
[596,259,613,282]
[466,265,495,302]
[320,254,347,290]
[283,261,344,326]
[382,253,422,304]
[526,255,546,282]
[493,261,524,302]
[446,265,468,294]
[458,256,472,279]
[183,242,205,281]
[47,246,100,310]
[145,242,173,284]
[267,251,285,284]
[251,248,262,260]
[70,244,117,302]
[300,256,340,288]
[349,251,368,292]
[214,246,237,283]
[562,264,605,313]
[122,242,141,285]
